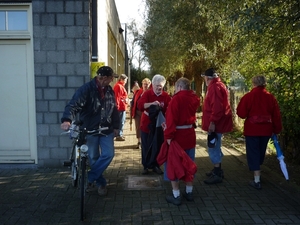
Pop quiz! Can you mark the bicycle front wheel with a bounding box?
[71,144,78,187]
[80,157,86,221]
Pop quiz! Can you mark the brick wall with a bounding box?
[33,0,90,167]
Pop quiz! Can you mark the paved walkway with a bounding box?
[1,121,300,225]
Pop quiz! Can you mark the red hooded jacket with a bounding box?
[202,78,233,133]
[137,89,171,133]
[164,90,200,149]
[113,81,128,111]
[236,86,282,136]
[131,88,144,118]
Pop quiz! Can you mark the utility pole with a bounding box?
[124,23,131,94]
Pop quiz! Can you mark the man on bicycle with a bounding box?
[60,66,120,196]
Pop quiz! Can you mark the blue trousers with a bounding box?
[245,136,270,171]
[208,133,224,164]
[86,132,115,187]
[117,110,126,137]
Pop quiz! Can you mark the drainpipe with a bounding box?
[91,0,98,62]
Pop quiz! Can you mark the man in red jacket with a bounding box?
[237,75,282,189]
[163,77,200,206]
[113,74,128,141]
[201,68,233,184]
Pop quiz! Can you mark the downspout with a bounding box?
[91,0,98,62]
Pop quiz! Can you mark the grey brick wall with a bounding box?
[33,0,90,167]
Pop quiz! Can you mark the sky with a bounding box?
[115,0,149,70]
[115,0,146,27]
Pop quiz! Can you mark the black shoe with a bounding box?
[166,195,181,206]
[204,174,223,184]
[153,166,163,175]
[182,192,194,201]
[249,181,261,190]
[206,169,224,178]
[142,168,149,175]
[115,136,125,141]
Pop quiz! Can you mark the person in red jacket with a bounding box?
[163,77,200,206]
[237,75,282,190]
[137,74,171,175]
[113,74,128,141]
[201,68,233,184]
[131,78,151,149]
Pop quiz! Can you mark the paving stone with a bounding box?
[0,120,300,224]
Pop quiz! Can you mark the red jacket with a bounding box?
[113,81,128,111]
[164,90,200,149]
[137,89,171,133]
[131,88,144,118]
[236,86,282,136]
[202,78,233,133]
[157,140,197,182]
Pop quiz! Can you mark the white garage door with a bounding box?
[0,41,37,163]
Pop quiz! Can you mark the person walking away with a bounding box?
[113,74,129,141]
[236,75,282,189]
[163,77,200,205]
[201,68,233,184]
[60,66,119,196]
[131,78,151,149]
[137,74,171,175]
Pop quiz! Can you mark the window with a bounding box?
[0,10,28,31]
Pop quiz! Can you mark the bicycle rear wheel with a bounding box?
[80,157,86,221]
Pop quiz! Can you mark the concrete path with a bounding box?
[1,121,300,225]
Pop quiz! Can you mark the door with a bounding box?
[0,40,37,163]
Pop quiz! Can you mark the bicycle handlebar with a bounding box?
[60,126,109,137]
[85,127,109,135]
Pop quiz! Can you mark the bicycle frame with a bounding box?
[61,122,108,221]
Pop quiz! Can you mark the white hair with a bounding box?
[152,74,166,86]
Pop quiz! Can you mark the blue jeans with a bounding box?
[117,110,126,136]
[208,133,224,164]
[86,132,115,187]
[163,148,195,181]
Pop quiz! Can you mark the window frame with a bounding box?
[0,4,32,40]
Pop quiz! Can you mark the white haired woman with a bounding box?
[137,74,171,175]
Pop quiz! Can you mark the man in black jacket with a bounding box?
[61,66,119,196]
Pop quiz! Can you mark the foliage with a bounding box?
[140,0,300,162]
[231,0,300,162]
[126,20,148,71]
[129,66,151,89]
[142,0,241,97]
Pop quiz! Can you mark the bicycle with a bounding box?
[61,121,108,221]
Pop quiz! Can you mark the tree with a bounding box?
[141,0,300,161]
[126,20,148,71]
